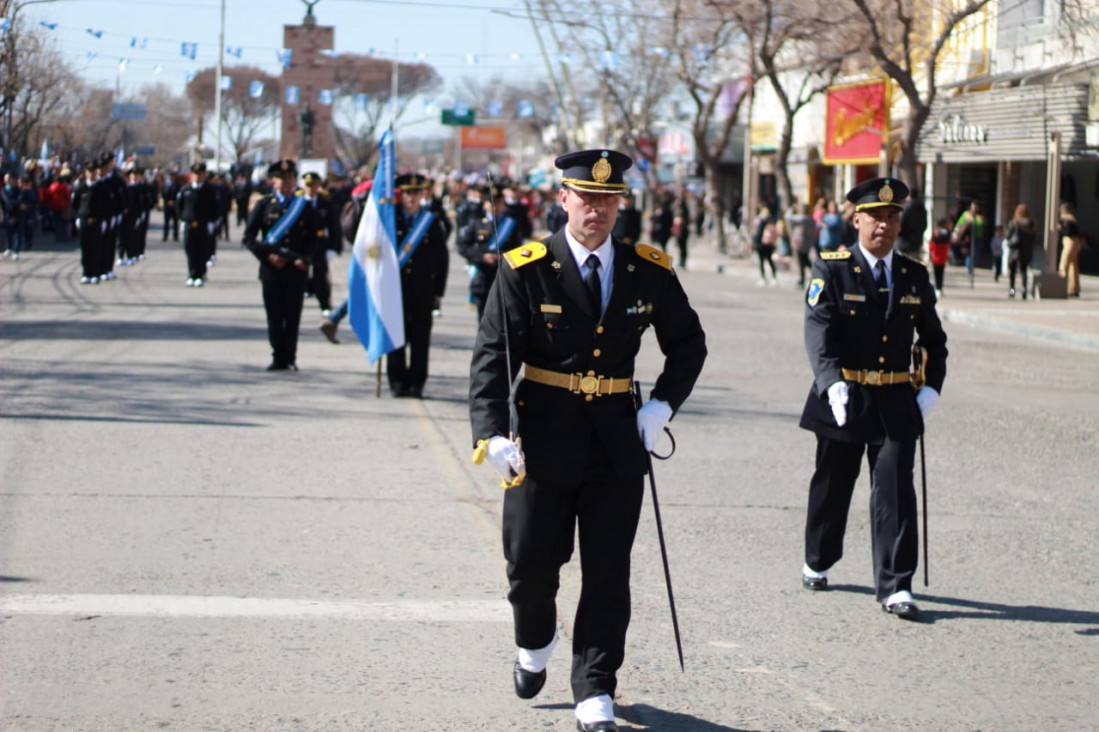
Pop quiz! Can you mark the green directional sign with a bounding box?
[441,109,475,126]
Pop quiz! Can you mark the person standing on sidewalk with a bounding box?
[928,217,952,298]
[1058,202,1083,298]
[469,148,706,731]
[798,177,948,621]
[1005,203,1037,299]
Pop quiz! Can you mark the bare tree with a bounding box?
[756,0,847,210]
[186,66,281,163]
[331,53,442,170]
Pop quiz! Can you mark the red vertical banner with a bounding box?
[823,80,890,165]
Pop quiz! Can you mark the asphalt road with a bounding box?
[1,225,1097,731]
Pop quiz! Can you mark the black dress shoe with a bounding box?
[577,721,618,731]
[512,662,546,699]
[882,600,920,620]
[802,574,828,591]
[406,384,423,398]
[266,361,289,371]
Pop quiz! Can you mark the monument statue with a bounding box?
[302,0,320,21]
[300,104,315,157]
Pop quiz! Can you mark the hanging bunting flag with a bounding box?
[226,46,243,59]
[318,89,334,105]
[319,49,337,58]
[354,93,369,111]
[465,54,479,65]
[118,58,130,72]
[509,53,521,61]
[454,100,468,116]
[185,70,197,82]
[181,42,198,60]
[130,36,148,49]
[153,65,163,74]
[84,51,99,67]
[285,86,300,105]
[692,43,711,65]
[517,100,534,118]
[557,53,573,66]
[649,46,669,58]
[600,50,619,70]
[486,100,502,118]
[277,48,292,69]
[413,52,427,60]
[220,76,233,90]
[40,22,58,30]
[249,80,265,98]
[86,29,104,39]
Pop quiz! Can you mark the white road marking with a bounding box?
[0,594,511,622]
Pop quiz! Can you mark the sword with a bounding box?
[633,381,684,672]
[911,345,930,587]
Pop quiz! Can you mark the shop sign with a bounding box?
[460,126,506,150]
[823,80,889,164]
[937,114,988,144]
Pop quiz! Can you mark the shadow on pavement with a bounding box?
[0,319,266,342]
[620,703,751,731]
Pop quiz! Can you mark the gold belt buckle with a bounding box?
[864,370,883,386]
[570,373,602,395]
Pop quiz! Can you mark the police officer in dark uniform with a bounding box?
[243,159,319,371]
[799,177,948,620]
[469,149,706,731]
[177,162,218,287]
[72,159,111,284]
[387,173,449,398]
[302,172,340,315]
[98,153,126,281]
[456,183,525,320]
[161,171,181,241]
[611,190,642,245]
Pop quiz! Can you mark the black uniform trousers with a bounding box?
[805,435,918,601]
[386,299,434,392]
[79,220,101,278]
[502,436,644,703]
[308,256,332,312]
[163,206,179,240]
[183,223,210,279]
[262,275,307,367]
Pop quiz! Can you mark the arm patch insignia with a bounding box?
[807,278,825,306]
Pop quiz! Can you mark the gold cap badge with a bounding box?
[592,154,612,183]
[879,183,894,203]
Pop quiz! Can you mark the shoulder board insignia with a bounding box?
[503,241,548,269]
[635,243,671,270]
[294,189,305,197]
[820,251,851,260]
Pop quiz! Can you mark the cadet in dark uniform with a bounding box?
[469,149,706,732]
[72,159,111,284]
[302,172,340,315]
[456,183,525,320]
[387,173,449,398]
[243,159,319,371]
[98,153,126,281]
[161,172,180,241]
[799,177,948,620]
[177,162,218,287]
[611,191,642,245]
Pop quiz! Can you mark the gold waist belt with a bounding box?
[522,363,632,396]
[841,368,912,386]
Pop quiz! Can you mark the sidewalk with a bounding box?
[684,236,1099,353]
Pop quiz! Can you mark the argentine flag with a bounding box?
[348,130,404,365]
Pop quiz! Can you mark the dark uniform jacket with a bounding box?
[457,213,525,299]
[177,182,218,226]
[242,190,319,282]
[799,248,948,444]
[310,191,340,254]
[470,231,707,485]
[395,207,449,310]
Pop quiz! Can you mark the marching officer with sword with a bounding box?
[468,149,706,731]
[798,177,948,620]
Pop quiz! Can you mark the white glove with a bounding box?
[325,249,337,262]
[486,436,525,481]
[100,221,107,234]
[636,399,673,452]
[916,386,940,418]
[75,219,81,232]
[827,381,849,427]
[207,222,217,235]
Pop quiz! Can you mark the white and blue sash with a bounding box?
[397,209,436,267]
[263,195,308,246]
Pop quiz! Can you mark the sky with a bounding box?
[20,0,551,135]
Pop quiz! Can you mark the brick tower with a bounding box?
[280,6,336,164]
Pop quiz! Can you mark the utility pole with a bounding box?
[213,0,225,171]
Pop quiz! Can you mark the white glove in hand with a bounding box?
[827,381,849,427]
[916,386,940,418]
[207,222,217,235]
[636,399,673,452]
[486,436,525,481]
[325,249,337,262]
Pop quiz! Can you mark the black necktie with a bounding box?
[874,260,887,291]
[584,254,602,312]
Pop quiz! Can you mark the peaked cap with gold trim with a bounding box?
[555,149,632,194]
[846,176,909,212]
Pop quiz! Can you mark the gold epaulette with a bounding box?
[635,243,671,270]
[503,241,548,269]
[820,250,851,260]
[294,189,305,197]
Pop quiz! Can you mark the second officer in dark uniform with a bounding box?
[456,183,525,320]
[243,159,319,371]
[302,172,340,315]
[469,149,706,731]
[177,162,218,287]
[387,173,449,398]
[799,177,948,620]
